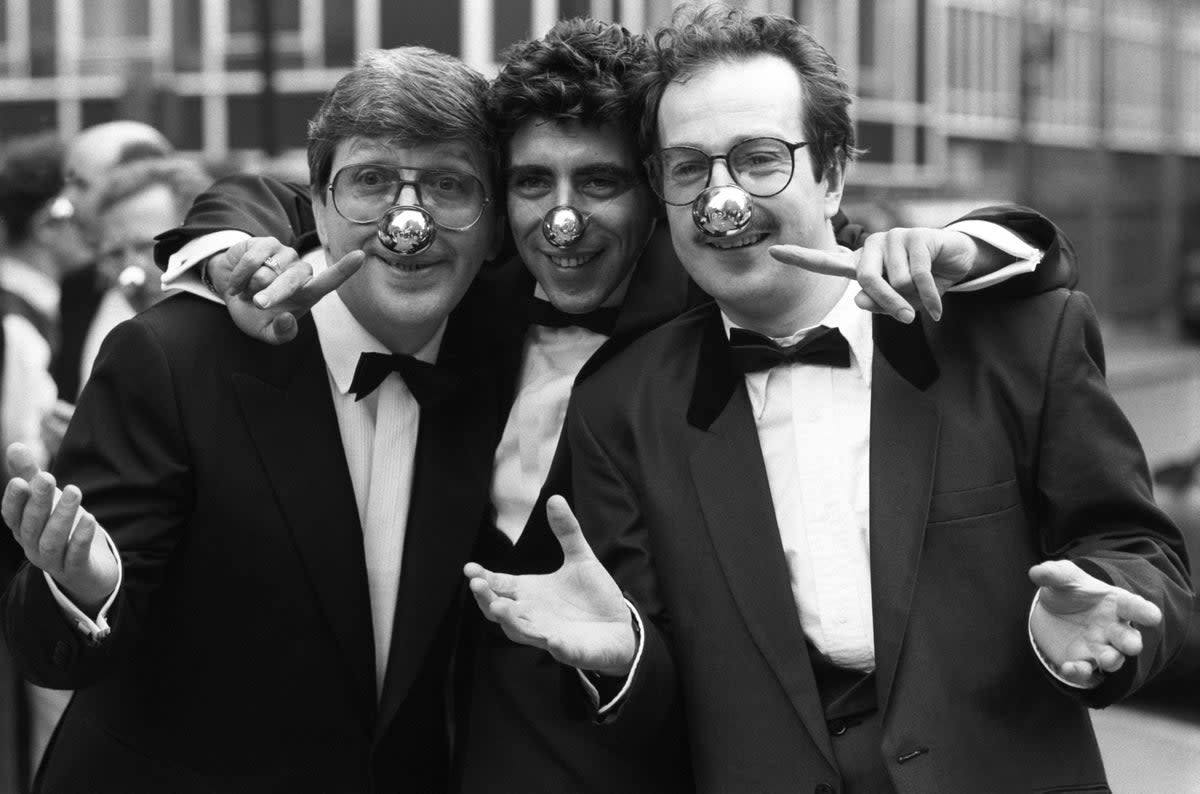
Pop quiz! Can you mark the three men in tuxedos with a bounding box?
[150,18,1077,794]
[465,7,1193,794]
[0,47,507,792]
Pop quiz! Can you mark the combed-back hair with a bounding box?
[307,47,496,194]
[0,133,64,245]
[94,157,213,220]
[487,18,651,160]
[633,3,860,182]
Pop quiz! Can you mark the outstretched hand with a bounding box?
[1,443,117,614]
[1028,559,1163,687]
[206,236,365,344]
[463,495,636,677]
[769,227,980,323]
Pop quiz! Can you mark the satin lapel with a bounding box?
[687,311,837,769]
[375,284,506,738]
[230,323,376,723]
[869,315,940,717]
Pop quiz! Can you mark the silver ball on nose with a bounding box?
[542,205,588,248]
[377,205,436,255]
[691,185,753,236]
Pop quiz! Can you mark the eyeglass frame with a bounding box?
[327,163,492,231]
[643,137,810,207]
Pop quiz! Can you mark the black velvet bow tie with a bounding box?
[728,325,852,374]
[348,352,459,404]
[528,298,619,336]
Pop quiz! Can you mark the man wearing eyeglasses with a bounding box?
[464,7,1192,794]
[1,48,508,792]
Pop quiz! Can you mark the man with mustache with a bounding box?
[465,7,1192,794]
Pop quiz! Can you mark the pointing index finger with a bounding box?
[768,244,857,278]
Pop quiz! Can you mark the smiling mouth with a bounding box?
[705,232,768,251]
[376,253,438,272]
[547,251,600,269]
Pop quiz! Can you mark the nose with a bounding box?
[397,182,422,206]
[708,157,737,189]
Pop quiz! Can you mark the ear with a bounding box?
[822,162,846,221]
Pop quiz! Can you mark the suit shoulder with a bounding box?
[574,303,713,405]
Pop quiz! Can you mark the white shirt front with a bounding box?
[79,288,136,395]
[309,252,443,696]
[490,312,607,542]
[728,281,878,671]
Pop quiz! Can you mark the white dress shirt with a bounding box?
[727,282,878,670]
[490,285,612,542]
[310,266,442,696]
[0,255,60,325]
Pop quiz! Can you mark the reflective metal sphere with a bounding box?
[542,205,588,248]
[377,205,436,254]
[691,185,753,236]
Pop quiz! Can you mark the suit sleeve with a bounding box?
[153,174,316,271]
[2,317,192,689]
[1036,291,1192,706]
[835,205,1078,295]
[563,400,682,733]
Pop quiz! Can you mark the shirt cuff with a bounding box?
[161,230,250,304]
[1028,589,1098,690]
[945,219,1044,292]
[44,521,123,644]
[576,598,646,715]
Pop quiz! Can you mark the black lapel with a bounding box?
[230,319,376,725]
[375,280,508,738]
[868,315,940,717]
[686,308,838,769]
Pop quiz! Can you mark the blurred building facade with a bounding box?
[1,0,1198,329]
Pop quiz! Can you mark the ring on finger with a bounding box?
[262,255,283,275]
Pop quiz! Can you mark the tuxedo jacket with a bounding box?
[147,178,1085,791]
[456,208,1082,794]
[561,289,1192,794]
[1,275,508,791]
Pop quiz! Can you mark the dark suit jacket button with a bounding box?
[815,784,836,794]
[828,718,848,736]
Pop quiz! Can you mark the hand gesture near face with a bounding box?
[204,236,364,344]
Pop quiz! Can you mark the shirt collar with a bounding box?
[308,248,446,396]
[720,275,873,386]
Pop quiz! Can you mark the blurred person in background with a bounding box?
[0,133,67,794]
[0,133,69,347]
[81,157,212,385]
[43,121,172,464]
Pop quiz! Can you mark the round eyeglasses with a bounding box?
[329,163,490,230]
[644,137,809,207]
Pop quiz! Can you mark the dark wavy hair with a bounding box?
[0,133,64,245]
[633,4,859,182]
[487,18,650,160]
[307,47,496,195]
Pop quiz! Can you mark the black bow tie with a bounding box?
[348,352,459,404]
[528,298,619,336]
[728,325,852,374]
